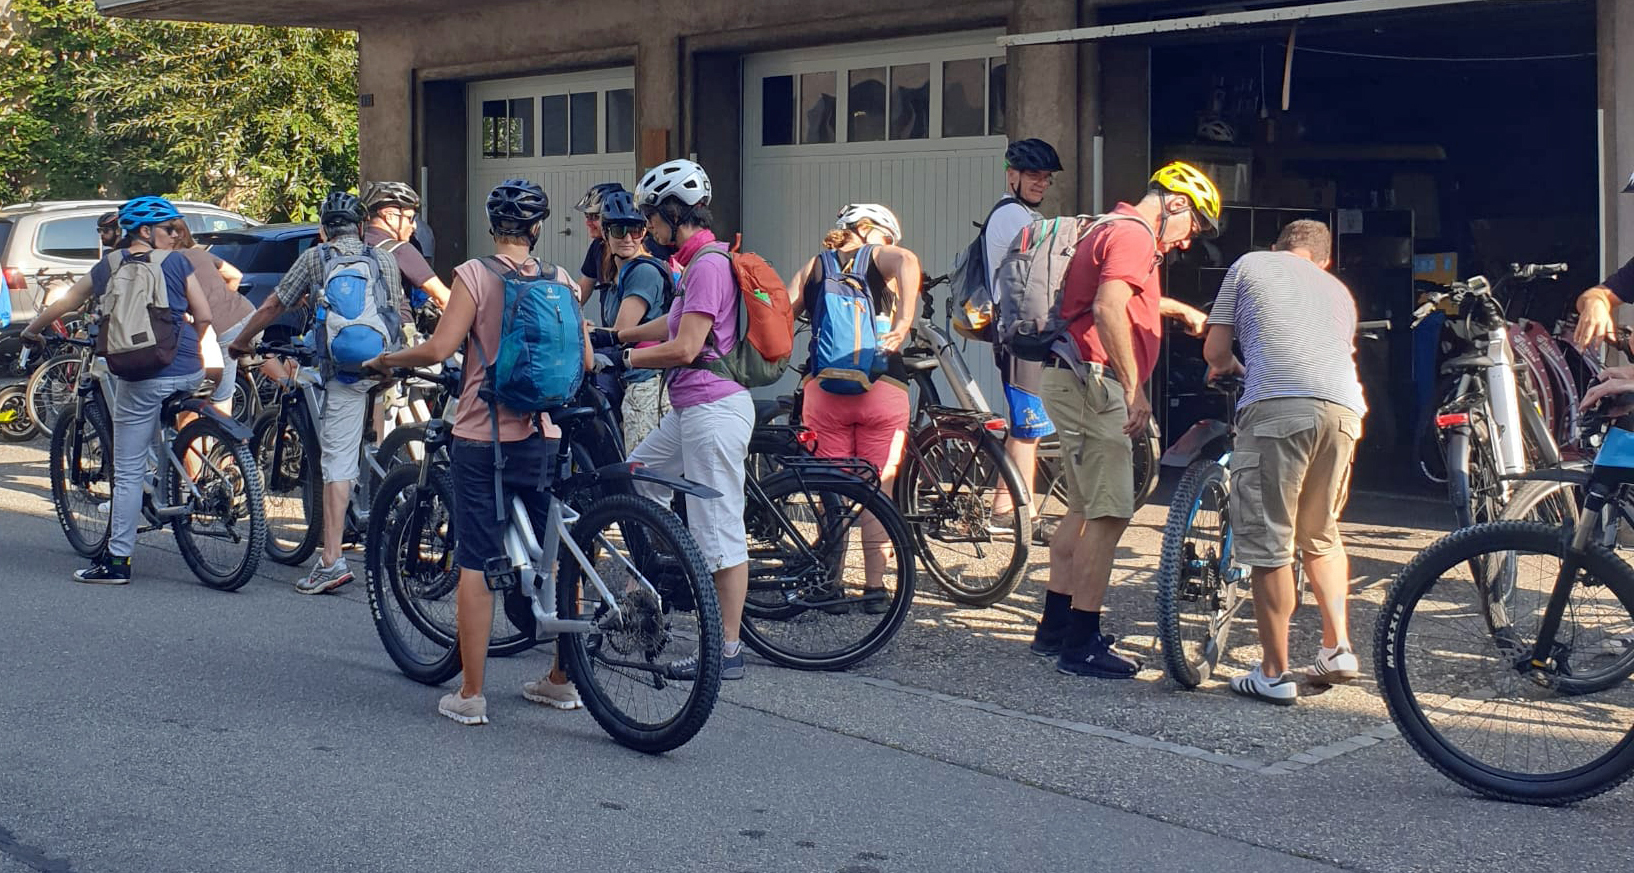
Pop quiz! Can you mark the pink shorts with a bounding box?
[802,380,911,480]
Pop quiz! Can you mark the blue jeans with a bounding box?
[110,372,204,557]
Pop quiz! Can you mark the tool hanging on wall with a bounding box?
[1282,23,1298,111]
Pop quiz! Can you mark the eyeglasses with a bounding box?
[585,213,601,223]
[604,224,646,240]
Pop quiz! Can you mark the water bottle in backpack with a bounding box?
[809,245,885,395]
[315,245,400,382]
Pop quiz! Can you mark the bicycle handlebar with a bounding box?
[254,341,316,361]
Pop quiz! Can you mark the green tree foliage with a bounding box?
[0,0,357,222]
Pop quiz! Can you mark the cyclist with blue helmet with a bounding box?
[23,195,219,584]
[587,188,674,451]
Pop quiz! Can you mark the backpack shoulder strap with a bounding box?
[376,239,404,254]
[844,245,876,282]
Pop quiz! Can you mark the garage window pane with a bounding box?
[482,100,506,158]
[889,64,929,140]
[762,76,795,146]
[942,59,986,138]
[508,98,534,157]
[540,94,568,157]
[571,92,598,155]
[848,67,886,143]
[605,88,635,153]
[989,60,1007,136]
[800,71,836,145]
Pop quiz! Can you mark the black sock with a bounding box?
[1082,610,1102,640]
[1063,608,1102,650]
[1041,591,1072,629]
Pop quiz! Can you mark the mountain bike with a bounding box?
[47,329,266,590]
[365,365,723,754]
[1376,399,1634,805]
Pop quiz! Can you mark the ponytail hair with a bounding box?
[821,229,853,251]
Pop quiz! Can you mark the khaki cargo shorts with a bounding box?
[1040,365,1134,520]
[1229,397,1363,568]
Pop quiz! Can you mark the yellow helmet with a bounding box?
[1150,161,1222,237]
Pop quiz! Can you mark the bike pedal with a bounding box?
[483,557,519,592]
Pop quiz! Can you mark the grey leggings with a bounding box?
[110,371,204,557]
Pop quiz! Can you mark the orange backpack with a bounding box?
[685,237,794,387]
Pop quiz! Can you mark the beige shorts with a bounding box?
[1229,397,1363,568]
[318,377,375,483]
[1040,366,1134,520]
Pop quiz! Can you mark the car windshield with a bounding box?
[184,212,251,234]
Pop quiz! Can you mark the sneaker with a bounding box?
[1298,645,1361,686]
[1056,635,1141,679]
[73,558,131,585]
[438,691,489,725]
[522,676,584,710]
[296,557,353,595]
[1029,627,1065,658]
[858,588,890,616]
[1230,664,1298,706]
[666,647,746,681]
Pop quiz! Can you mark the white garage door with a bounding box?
[743,32,1011,408]
[467,69,638,272]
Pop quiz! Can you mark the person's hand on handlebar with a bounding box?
[877,325,910,353]
[1206,357,1245,383]
[1573,291,1623,351]
[227,336,254,360]
[361,354,393,379]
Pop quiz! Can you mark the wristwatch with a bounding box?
[622,348,634,369]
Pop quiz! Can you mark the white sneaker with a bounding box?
[1230,663,1298,706]
[1299,645,1361,686]
[522,676,583,710]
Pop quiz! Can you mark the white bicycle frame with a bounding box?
[500,491,664,639]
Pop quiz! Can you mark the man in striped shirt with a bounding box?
[1202,220,1366,705]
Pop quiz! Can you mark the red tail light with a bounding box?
[983,418,1007,431]
[796,429,819,446]
[1436,412,1470,428]
[2,267,24,292]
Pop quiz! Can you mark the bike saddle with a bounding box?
[160,390,202,424]
[899,351,939,373]
[549,406,599,427]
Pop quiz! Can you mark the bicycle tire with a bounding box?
[1499,479,1583,527]
[230,369,260,425]
[1376,521,1634,804]
[742,471,916,670]
[376,423,430,474]
[1155,459,1242,688]
[168,418,267,591]
[252,406,322,566]
[557,493,722,754]
[896,425,1027,607]
[49,398,112,557]
[0,384,38,442]
[25,353,81,435]
[365,463,464,685]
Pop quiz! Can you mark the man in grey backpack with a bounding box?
[230,192,405,595]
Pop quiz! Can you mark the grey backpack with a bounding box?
[995,214,1154,364]
[95,250,181,380]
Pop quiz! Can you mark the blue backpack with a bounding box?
[0,268,11,329]
[472,257,584,414]
[810,245,882,396]
[314,245,400,382]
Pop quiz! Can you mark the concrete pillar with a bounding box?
[1098,43,1150,209]
[356,27,413,185]
[637,35,681,170]
[1008,0,1078,215]
[1076,0,1101,213]
[1602,0,1634,274]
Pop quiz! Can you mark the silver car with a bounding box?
[1,199,257,323]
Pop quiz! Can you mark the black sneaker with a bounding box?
[74,558,131,585]
[1029,626,1065,658]
[1057,635,1141,679]
[857,588,891,615]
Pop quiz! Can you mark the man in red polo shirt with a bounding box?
[1032,161,1220,679]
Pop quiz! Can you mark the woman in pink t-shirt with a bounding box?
[612,159,754,683]
[367,179,592,726]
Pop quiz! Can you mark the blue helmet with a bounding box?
[118,196,183,232]
[598,189,644,226]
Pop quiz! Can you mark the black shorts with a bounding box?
[450,435,557,572]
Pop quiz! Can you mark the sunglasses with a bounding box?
[604,224,646,240]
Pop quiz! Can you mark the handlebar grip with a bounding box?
[1355,320,1392,332]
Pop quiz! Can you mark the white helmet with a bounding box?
[1197,116,1236,144]
[835,203,902,243]
[636,159,712,207]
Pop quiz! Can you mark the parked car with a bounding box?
[0,199,257,323]
[197,222,322,338]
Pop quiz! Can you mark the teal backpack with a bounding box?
[471,257,584,414]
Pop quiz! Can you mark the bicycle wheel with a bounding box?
[742,471,916,670]
[1155,459,1244,688]
[168,418,266,591]
[1376,521,1634,804]
[252,407,322,565]
[50,399,112,557]
[1500,479,1583,527]
[0,385,37,442]
[1447,424,1504,529]
[229,369,260,425]
[896,425,1027,607]
[365,463,463,684]
[557,493,722,754]
[25,353,81,434]
[377,422,430,473]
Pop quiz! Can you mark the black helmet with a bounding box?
[319,191,365,226]
[599,189,644,226]
[1005,138,1063,173]
[487,179,549,232]
[361,180,421,214]
[574,181,626,215]
[96,211,119,231]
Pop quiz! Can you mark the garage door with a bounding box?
[743,32,1011,407]
[466,68,638,271]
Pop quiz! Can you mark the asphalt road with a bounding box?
[1,436,1629,873]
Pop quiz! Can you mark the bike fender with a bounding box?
[1502,467,1591,485]
[179,398,253,442]
[597,461,724,500]
[1160,420,1229,468]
